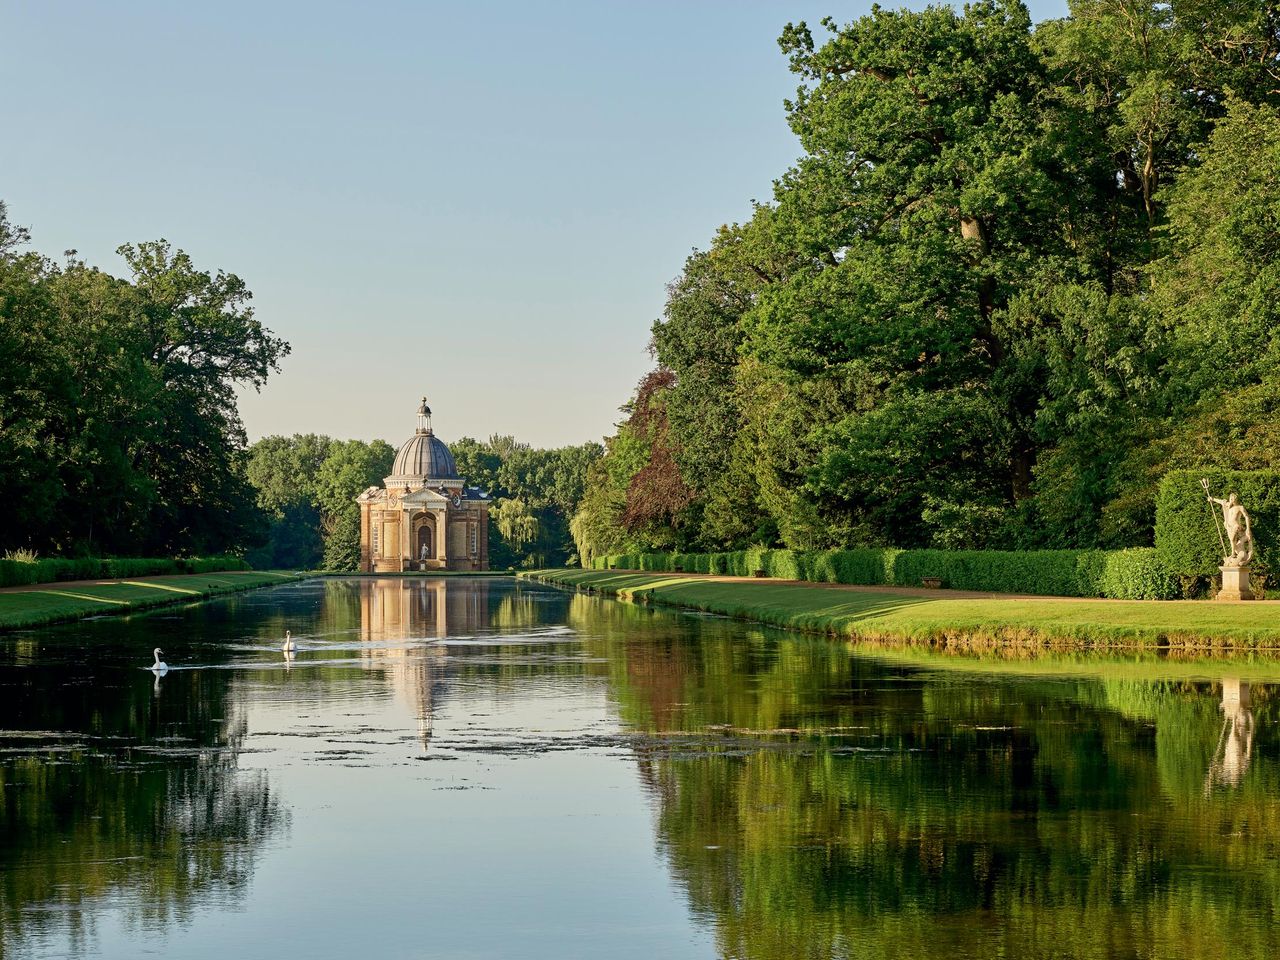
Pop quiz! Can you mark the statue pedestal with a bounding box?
[1217,563,1256,601]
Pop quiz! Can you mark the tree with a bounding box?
[245,436,332,568]
[244,435,393,570]
[594,1,1280,554]
[315,439,394,570]
[0,208,285,557]
[451,434,601,567]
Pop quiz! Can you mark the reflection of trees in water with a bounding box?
[1,753,283,949]
[491,589,552,632]
[572,596,1280,960]
[0,653,285,951]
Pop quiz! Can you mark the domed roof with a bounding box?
[391,432,457,479]
[388,396,458,480]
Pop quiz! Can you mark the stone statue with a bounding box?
[1207,491,1254,565]
[1203,482,1257,600]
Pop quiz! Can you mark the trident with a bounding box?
[1201,477,1229,559]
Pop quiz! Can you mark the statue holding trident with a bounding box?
[1202,479,1257,600]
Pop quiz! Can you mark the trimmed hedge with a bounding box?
[1096,548,1181,601]
[1156,469,1280,577]
[891,549,1103,596]
[0,555,249,588]
[592,546,1178,599]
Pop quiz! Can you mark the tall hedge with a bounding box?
[891,549,1103,597]
[1155,469,1280,576]
[592,546,1177,599]
[1096,548,1180,601]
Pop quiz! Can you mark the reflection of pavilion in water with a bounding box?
[1207,678,1255,792]
[357,578,494,751]
[360,577,492,642]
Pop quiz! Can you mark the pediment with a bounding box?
[401,487,450,505]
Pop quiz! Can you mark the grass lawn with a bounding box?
[0,570,303,630]
[526,569,1280,648]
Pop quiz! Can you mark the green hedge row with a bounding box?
[0,555,250,588]
[1156,469,1280,576]
[587,470,1280,600]
[591,546,1179,600]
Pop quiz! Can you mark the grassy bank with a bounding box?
[0,570,305,631]
[526,569,1280,648]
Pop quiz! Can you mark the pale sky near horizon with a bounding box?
[3,0,1067,450]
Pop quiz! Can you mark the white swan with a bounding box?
[282,630,297,653]
[151,648,168,673]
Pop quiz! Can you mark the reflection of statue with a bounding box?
[1207,491,1254,565]
[1207,678,1254,791]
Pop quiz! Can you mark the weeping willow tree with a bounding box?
[493,498,541,565]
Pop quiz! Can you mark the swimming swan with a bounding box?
[151,648,168,673]
[282,630,297,653]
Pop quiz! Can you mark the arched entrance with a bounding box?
[415,516,436,562]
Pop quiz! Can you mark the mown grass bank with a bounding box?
[0,570,305,631]
[525,569,1280,648]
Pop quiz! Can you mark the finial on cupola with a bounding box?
[416,396,433,435]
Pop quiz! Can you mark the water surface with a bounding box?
[2,577,1279,959]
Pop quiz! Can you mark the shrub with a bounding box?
[801,549,896,585]
[890,549,1090,595]
[106,558,174,578]
[181,556,250,574]
[761,550,802,580]
[1156,469,1280,576]
[1096,548,1180,600]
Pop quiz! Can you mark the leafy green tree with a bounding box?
[244,435,332,568]
[450,436,504,495]
[0,208,284,557]
[244,435,392,570]
[588,2,1280,556]
[493,498,540,553]
[315,439,395,570]
[452,435,601,567]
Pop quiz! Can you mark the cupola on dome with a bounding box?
[389,396,458,479]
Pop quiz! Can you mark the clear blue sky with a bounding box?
[2,0,1068,449]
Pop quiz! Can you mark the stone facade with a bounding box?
[357,398,491,572]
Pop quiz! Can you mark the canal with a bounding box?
[2,576,1279,959]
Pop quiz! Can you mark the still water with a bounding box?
[2,577,1279,959]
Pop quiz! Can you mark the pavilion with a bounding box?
[357,398,491,572]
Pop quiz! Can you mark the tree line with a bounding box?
[0,204,599,568]
[245,433,601,569]
[572,0,1280,564]
[12,0,1276,569]
[0,203,287,557]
